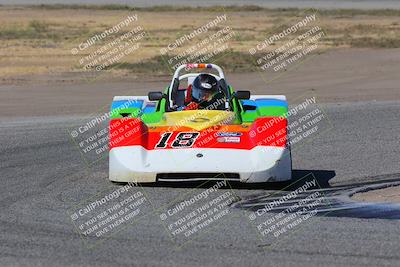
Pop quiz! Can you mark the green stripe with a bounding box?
[241,106,287,122]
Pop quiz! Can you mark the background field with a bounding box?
[0,5,399,82]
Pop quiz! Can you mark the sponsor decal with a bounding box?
[216,132,242,137]
[217,137,241,143]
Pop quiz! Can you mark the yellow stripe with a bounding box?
[152,110,236,131]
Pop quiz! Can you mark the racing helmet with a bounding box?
[191,73,219,103]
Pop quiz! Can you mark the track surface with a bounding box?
[1,49,400,266]
[1,100,400,266]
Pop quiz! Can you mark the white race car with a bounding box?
[109,63,292,183]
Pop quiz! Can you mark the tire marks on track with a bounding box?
[232,180,400,219]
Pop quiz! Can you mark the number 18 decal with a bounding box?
[155,132,200,148]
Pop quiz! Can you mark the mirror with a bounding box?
[148,91,163,101]
[235,90,251,100]
[242,104,257,111]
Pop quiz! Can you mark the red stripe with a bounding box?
[109,117,287,150]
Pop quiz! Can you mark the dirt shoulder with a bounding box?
[353,186,400,203]
[1,48,399,117]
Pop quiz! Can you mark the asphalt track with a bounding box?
[1,99,400,266]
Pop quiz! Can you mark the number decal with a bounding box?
[171,132,200,148]
[155,132,173,148]
[155,132,199,149]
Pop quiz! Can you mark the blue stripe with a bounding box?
[241,100,256,106]
[241,99,288,112]
[241,99,287,107]
[255,99,288,108]
[143,104,156,113]
[111,100,143,110]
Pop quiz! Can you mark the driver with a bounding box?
[183,73,223,110]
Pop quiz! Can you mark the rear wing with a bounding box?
[110,94,288,119]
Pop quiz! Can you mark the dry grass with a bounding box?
[0,5,399,78]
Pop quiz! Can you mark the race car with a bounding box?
[109,63,292,183]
